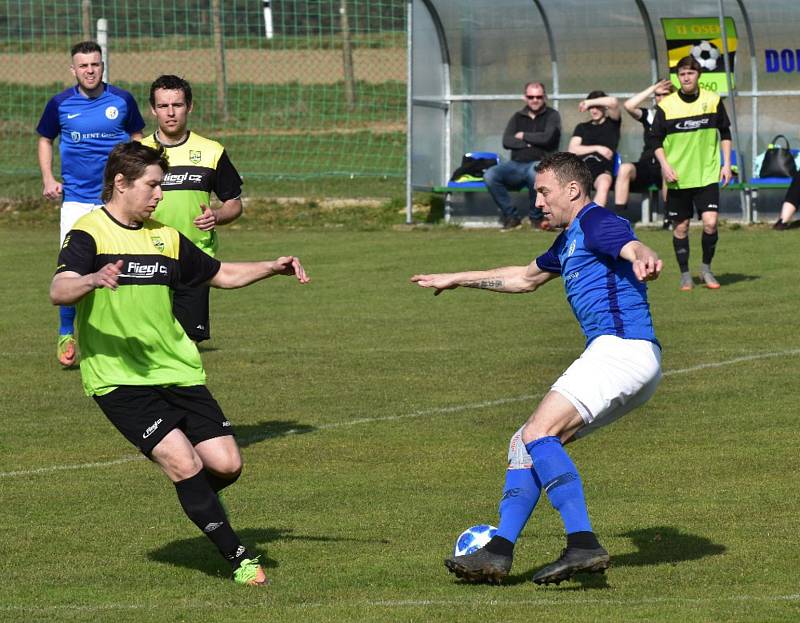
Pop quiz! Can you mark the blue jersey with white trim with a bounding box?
[37,84,145,203]
[535,203,659,347]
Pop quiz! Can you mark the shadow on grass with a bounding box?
[426,194,445,223]
[500,526,725,590]
[683,272,759,288]
[612,525,726,567]
[236,420,316,448]
[712,273,760,287]
[148,526,390,580]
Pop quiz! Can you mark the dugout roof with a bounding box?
[406,0,800,221]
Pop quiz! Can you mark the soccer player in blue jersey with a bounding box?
[412,152,663,586]
[37,41,145,367]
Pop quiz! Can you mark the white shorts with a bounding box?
[61,201,102,245]
[506,335,661,468]
[553,335,661,439]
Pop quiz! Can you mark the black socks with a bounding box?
[702,230,718,265]
[566,530,601,550]
[673,236,690,272]
[174,471,249,568]
[484,535,515,557]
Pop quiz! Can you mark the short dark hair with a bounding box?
[149,74,193,108]
[71,41,102,57]
[524,81,547,95]
[535,152,593,198]
[102,142,169,203]
[587,90,607,100]
[676,55,702,74]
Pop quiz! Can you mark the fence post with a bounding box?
[262,0,274,39]
[340,0,356,110]
[81,0,92,41]
[97,18,108,82]
[211,0,228,122]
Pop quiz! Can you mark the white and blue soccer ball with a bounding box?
[691,40,721,71]
[453,524,498,557]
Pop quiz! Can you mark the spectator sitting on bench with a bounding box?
[772,171,800,230]
[568,90,621,208]
[484,81,561,232]
[613,80,675,214]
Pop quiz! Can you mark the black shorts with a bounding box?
[666,183,719,221]
[172,282,211,342]
[582,154,613,181]
[93,385,234,456]
[630,157,662,192]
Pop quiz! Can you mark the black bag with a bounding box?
[759,135,798,178]
[449,152,499,182]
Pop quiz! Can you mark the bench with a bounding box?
[433,153,754,225]
[432,154,624,224]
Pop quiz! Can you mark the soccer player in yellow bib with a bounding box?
[142,75,244,342]
[51,141,309,586]
[651,55,733,291]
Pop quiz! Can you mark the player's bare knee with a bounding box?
[221,459,243,479]
[520,420,551,445]
[206,453,242,479]
[673,220,690,237]
[164,456,205,482]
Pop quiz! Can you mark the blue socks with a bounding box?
[526,436,592,535]
[495,467,541,543]
[59,305,76,335]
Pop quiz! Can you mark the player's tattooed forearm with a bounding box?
[464,278,505,290]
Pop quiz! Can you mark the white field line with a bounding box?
[0,592,798,615]
[2,348,798,480]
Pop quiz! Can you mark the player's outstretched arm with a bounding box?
[50,260,125,305]
[620,241,663,282]
[411,262,556,296]
[210,256,310,290]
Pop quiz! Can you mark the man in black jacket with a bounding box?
[484,82,561,231]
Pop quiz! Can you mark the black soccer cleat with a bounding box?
[532,546,610,585]
[444,547,513,584]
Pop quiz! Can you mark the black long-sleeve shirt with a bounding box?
[502,106,561,163]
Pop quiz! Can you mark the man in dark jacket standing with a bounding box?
[484,82,561,231]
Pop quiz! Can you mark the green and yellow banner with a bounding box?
[662,17,737,95]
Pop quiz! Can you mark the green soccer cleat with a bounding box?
[233,557,269,586]
[57,334,77,367]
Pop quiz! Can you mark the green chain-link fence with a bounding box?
[1,0,407,199]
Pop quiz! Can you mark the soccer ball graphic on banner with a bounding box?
[453,524,498,556]
[691,40,721,71]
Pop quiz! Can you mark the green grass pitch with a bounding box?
[1,222,799,622]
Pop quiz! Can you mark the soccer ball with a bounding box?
[691,40,721,71]
[453,524,498,557]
